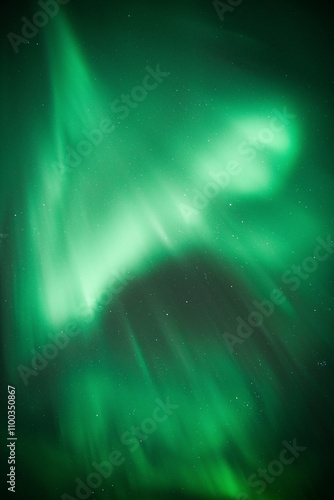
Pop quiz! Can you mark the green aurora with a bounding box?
[1,1,333,499]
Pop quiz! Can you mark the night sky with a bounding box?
[1,1,334,499]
